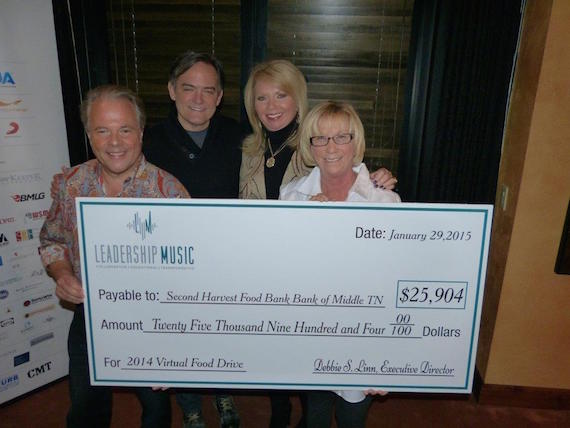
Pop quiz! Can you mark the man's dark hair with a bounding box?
[168,51,225,90]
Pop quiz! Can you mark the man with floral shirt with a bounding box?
[40,85,189,428]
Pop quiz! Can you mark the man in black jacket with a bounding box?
[143,51,241,428]
[144,51,242,199]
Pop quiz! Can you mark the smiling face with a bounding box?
[87,97,143,183]
[310,114,356,180]
[253,78,298,132]
[168,61,223,131]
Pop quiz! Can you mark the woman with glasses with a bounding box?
[280,100,398,428]
[240,60,396,428]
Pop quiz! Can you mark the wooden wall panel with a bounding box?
[106,0,241,126]
[267,0,414,172]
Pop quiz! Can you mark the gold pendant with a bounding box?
[266,157,276,168]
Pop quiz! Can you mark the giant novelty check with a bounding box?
[77,198,492,393]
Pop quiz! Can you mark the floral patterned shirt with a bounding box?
[40,156,189,278]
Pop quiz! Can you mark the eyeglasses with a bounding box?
[310,133,353,147]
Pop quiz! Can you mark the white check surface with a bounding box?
[77,198,492,393]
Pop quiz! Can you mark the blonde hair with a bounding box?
[298,101,366,167]
[242,60,308,155]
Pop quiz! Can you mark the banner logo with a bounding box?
[0,374,19,391]
[0,233,9,246]
[27,361,52,378]
[0,72,15,86]
[0,99,20,106]
[11,193,45,203]
[23,293,53,307]
[15,229,34,242]
[30,269,46,278]
[30,332,54,346]
[92,210,194,268]
[25,210,48,221]
[24,304,55,318]
[14,352,30,367]
[6,121,20,136]
[127,211,156,241]
[0,276,21,287]
[0,317,14,328]
[0,173,42,186]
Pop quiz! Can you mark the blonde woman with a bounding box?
[240,60,396,428]
[240,60,396,202]
[280,100,395,427]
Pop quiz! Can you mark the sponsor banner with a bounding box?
[0,0,72,405]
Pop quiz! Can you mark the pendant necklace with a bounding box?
[266,138,289,168]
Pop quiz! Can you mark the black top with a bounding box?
[143,108,242,198]
[264,120,297,200]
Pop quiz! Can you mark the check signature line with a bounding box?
[312,372,454,377]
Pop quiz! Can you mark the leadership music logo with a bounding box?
[126,211,157,241]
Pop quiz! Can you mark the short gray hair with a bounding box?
[80,84,145,130]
